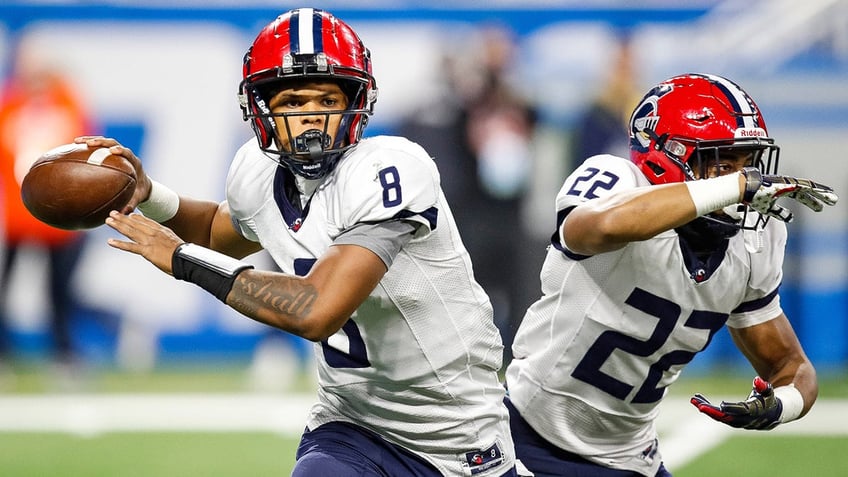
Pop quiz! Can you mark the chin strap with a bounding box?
[294,129,331,161]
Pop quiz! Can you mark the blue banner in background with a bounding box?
[1,3,845,374]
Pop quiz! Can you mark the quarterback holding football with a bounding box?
[79,8,517,477]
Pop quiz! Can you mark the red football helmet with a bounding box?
[238,8,378,179]
[629,73,779,185]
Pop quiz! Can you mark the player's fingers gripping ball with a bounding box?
[21,143,137,230]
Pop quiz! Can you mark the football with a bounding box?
[21,143,137,230]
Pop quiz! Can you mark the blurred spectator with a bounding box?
[570,34,641,164]
[0,38,96,380]
[398,25,539,358]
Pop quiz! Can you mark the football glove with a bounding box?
[690,376,783,430]
[741,167,839,223]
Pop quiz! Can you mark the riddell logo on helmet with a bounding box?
[735,128,766,138]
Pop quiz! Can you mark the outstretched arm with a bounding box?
[563,181,715,255]
[563,167,837,255]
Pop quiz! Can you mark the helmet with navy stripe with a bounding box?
[238,8,378,179]
[628,73,779,185]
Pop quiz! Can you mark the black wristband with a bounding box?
[740,167,763,203]
[172,243,254,302]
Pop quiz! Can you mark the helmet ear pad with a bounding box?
[247,86,278,149]
[630,144,690,185]
[335,79,370,146]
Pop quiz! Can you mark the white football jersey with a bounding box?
[506,154,786,476]
[226,135,513,476]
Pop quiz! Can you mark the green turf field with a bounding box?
[0,365,845,476]
[0,432,299,477]
[675,436,848,477]
[0,432,843,477]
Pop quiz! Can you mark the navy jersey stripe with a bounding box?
[394,207,438,231]
[352,207,439,232]
[732,286,780,314]
[551,206,591,260]
[273,165,308,229]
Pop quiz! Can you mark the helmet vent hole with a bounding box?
[646,161,666,176]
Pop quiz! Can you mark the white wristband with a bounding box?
[137,180,180,222]
[685,172,743,217]
[774,384,805,423]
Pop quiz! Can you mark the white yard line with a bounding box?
[656,400,735,471]
[0,394,845,470]
[657,398,848,469]
[0,394,315,436]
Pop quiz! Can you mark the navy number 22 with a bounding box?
[571,287,727,403]
[566,167,619,199]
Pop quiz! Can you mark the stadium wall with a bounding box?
[1,3,845,373]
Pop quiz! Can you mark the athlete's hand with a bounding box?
[75,135,153,213]
[741,167,838,222]
[105,211,183,275]
[690,376,783,430]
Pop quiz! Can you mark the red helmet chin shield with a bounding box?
[628,73,779,185]
[238,8,378,179]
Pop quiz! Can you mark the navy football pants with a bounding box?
[506,397,672,477]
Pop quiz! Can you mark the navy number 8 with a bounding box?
[379,166,402,207]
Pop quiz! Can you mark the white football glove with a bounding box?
[741,167,839,222]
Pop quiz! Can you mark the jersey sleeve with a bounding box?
[553,155,646,254]
[224,140,267,243]
[727,220,787,328]
[333,220,418,268]
[555,154,644,213]
[332,137,440,238]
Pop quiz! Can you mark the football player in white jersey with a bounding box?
[77,8,517,477]
[504,73,838,476]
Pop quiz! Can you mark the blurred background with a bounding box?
[0,0,846,393]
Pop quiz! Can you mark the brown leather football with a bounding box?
[21,143,137,230]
